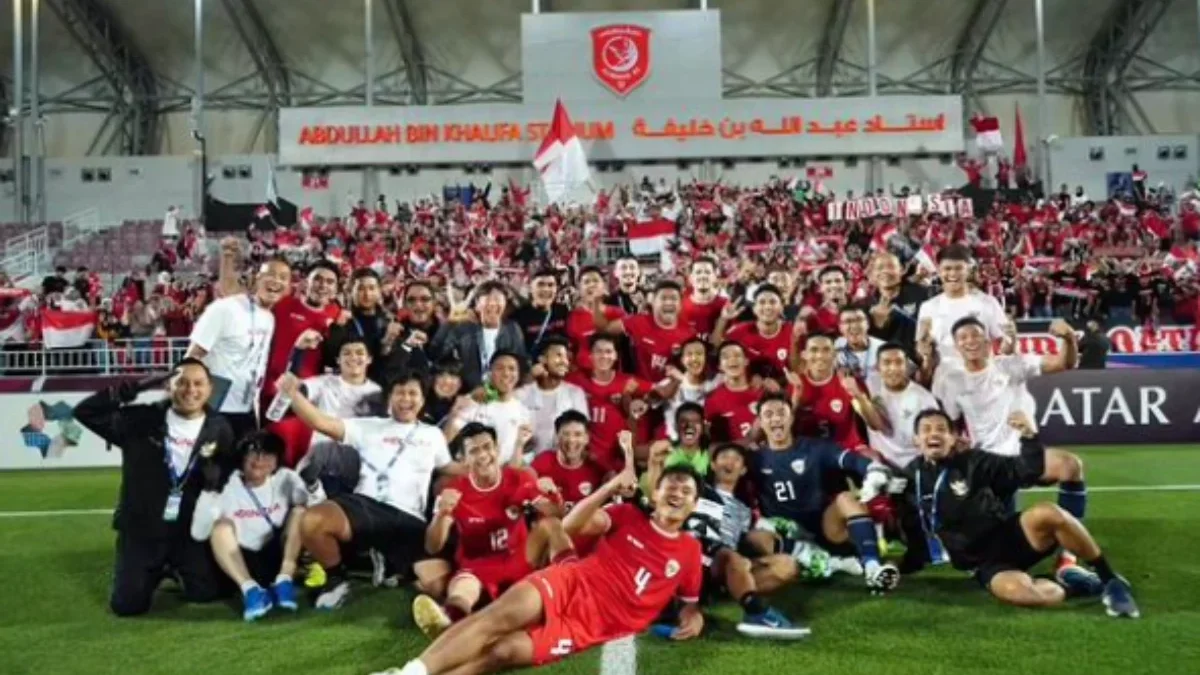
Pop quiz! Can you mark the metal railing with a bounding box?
[0,337,188,377]
[61,208,105,250]
[0,227,50,280]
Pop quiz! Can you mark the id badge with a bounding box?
[925,533,951,566]
[242,371,259,406]
[163,491,183,522]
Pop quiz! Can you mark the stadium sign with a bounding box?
[278,96,964,166]
[1016,325,1198,355]
[1028,369,1200,445]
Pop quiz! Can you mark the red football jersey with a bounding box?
[566,372,652,473]
[530,452,607,512]
[621,314,696,382]
[703,383,762,442]
[450,467,543,564]
[581,503,703,631]
[262,295,340,403]
[724,321,793,376]
[681,295,727,342]
[794,374,867,450]
[566,306,626,372]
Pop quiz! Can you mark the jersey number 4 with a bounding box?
[633,566,652,596]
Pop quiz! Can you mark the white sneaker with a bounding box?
[865,562,901,594]
[369,660,429,675]
[830,556,864,577]
[369,549,399,588]
[315,580,351,610]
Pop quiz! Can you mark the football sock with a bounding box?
[1087,554,1116,583]
[739,592,768,616]
[1058,480,1088,520]
[444,602,467,623]
[846,515,881,566]
[239,580,260,596]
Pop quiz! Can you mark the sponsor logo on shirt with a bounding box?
[233,503,284,519]
[626,534,646,550]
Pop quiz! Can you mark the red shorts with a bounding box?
[526,562,611,666]
[453,554,533,602]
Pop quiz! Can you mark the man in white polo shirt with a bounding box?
[187,257,294,439]
[277,371,464,609]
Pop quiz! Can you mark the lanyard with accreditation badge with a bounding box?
[241,480,282,533]
[361,424,421,501]
[915,468,952,565]
[162,445,201,522]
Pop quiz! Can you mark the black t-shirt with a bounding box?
[510,302,569,356]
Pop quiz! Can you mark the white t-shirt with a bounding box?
[835,336,887,385]
[866,379,940,468]
[664,376,718,440]
[917,289,1007,367]
[515,382,589,455]
[303,374,381,449]
[342,418,451,519]
[934,355,1041,457]
[454,398,534,465]
[190,469,310,551]
[189,294,276,414]
[164,409,205,477]
[480,327,500,376]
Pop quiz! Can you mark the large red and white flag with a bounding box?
[41,309,96,349]
[970,114,1003,154]
[869,224,898,251]
[533,99,592,205]
[628,219,675,256]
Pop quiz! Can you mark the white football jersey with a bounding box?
[917,289,1007,367]
[867,379,940,468]
[934,355,1041,457]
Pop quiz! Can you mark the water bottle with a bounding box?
[265,389,292,422]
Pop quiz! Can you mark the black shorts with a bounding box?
[333,493,427,577]
[243,539,284,587]
[973,513,1056,588]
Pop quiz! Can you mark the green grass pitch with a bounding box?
[1,445,1198,675]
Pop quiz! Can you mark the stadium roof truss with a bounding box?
[15,0,1200,155]
[1082,0,1177,136]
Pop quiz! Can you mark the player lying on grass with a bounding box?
[934,316,1089,569]
[654,442,810,640]
[373,464,706,675]
[190,431,320,621]
[411,423,560,638]
[746,392,900,594]
[905,408,1140,617]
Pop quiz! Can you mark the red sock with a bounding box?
[550,550,578,565]
[444,603,467,622]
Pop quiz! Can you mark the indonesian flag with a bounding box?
[1013,104,1028,170]
[41,309,96,349]
[254,205,271,220]
[1164,246,1199,280]
[628,218,676,256]
[1116,200,1136,217]
[533,99,592,205]
[970,114,1003,154]
[299,206,315,231]
[869,224,898,251]
[914,244,938,274]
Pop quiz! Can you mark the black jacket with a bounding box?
[903,435,1046,571]
[74,386,236,539]
[865,282,931,356]
[429,320,528,390]
[326,310,390,384]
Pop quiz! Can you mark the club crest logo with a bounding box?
[578,482,594,496]
[776,348,788,362]
[665,559,680,578]
[950,479,969,497]
[591,25,652,96]
[506,505,523,521]
[831,399,844,414]
[790,459,806,474]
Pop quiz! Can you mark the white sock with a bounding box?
[864,559,881,576]
[239,580,260,596]
[401,660,429,675]
[275,573,292,586]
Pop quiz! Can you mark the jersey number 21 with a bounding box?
[774,481,796,502]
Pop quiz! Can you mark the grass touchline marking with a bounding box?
[1,485,1199,519]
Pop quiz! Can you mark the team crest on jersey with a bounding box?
[776,348,788,362]
[579,482,594,496]
[831,399,844,414]
[748,401,758,415]
[950,480,969,497]
[665,559,680,578]
[790,459,806,474]
[506,505,522,521]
